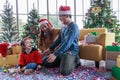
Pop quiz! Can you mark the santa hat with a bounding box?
[59,5,71,15]
[38,19,53,28]
[0,42,10,57]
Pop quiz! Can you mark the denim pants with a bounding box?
[42,53,78,75]
[60,53,76,75]
[25,63,37,70]
[42,56,60,68]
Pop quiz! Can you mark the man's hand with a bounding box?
[47,54,56,63]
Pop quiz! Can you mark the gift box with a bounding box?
[107,52,120,60]
[106,46,120,52]
[11,45,22,54]
[106,60,116,70]
[117,55,120,68]
[112,66,120,80]
[84,35,98,43]
[90,32,98,36]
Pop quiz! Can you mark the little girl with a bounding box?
[18,37,42,75]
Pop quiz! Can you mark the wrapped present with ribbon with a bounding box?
[106,60,116,70]
[107,51,120,60]
[106,46,120,52]
[84,33,98,44]
[112,66,120,80]
[117,55,120,68]
[90,32,98,36]
[106,42,120,52]
[11,45,22,54]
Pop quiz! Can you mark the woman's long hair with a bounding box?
[39,24,53,46]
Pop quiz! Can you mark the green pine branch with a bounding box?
[0,1,20,43]
[22,6,40,48]
[83,0,120,43]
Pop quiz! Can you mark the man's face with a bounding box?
[59,15,68,24]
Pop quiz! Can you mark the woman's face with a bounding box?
[24,39,33,49]
[40,24,49,33]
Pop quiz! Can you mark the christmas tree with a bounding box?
[83,0,120,43]
[0,0,19,43]
[22,5,40,48]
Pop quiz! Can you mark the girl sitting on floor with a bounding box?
[17,37,42,75]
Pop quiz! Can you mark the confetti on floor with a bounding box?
[0,66,112,80]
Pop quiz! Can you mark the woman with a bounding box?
[38,19,60,54]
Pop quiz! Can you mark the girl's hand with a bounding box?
[37,65,41,70]
[17,66,26,73]
[36,65,41,74]
[17,67,22,73]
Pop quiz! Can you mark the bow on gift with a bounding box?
[112,42,119,46]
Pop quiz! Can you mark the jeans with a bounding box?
[60,53,77,75]
[25,63,37,70]
[42,53,80,75]
[42,56,60,68]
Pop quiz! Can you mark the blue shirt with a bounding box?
[49,22,80,56]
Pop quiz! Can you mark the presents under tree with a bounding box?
[106,42,120,70]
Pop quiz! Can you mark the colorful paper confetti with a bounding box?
[0,66,112,80]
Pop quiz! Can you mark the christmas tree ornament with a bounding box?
[92,6,101,13]
[83,0,120,43]
[22,5,40,48]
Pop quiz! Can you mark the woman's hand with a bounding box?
[47,54,56,63]
[42,48,51,57]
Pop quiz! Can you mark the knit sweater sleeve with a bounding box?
[54,24,79,56]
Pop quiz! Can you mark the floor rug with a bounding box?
[0,66,112,80]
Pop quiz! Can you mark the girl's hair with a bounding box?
[39,24,53,46]
[20,37,32,47]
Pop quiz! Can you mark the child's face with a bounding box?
[24,39,33,49]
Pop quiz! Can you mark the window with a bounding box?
[0,0,120,36]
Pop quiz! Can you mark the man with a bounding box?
[42,5,81,75]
